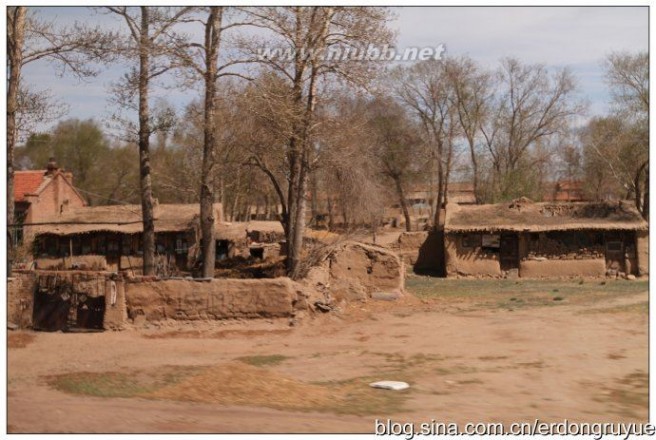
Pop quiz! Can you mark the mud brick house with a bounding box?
[32,202,223,274]
[444,198,648,278]
[12,159,86,244]
[214,220,286,260]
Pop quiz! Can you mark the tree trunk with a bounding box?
[634,161,647,217]
[199,7,222,278]
[283,9,334,277]
[642,166,649,220]
[433,153,444,230]
[394,177,412,232]
[263,193,270,220]
[285,77,312,276]
[327,196,335,231]
[309,170,318,227]
[291,162,308,278]
[219,175,225,218]
[138,7,156,276]
[230,167,241,221]
[469,138,480,204]
[341,200,349,230]
[7,7,26,274]
[285,144,303,275]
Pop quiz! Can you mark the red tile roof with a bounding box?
[14,170,47,202]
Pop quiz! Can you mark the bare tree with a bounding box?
[445,56,491,203]
[582,116,648,215]
[605,51,648,118]
[168,7,251,277]
[393,59,459,228]
[479,58,582,201]
[7,8,27,242]
[603,51,648,219]
[368,97,423,232]
[238,6,394,277]
[316,91,391,231]
[7,6,114,271]
[105,6,192,275]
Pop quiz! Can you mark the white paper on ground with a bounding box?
[369,381,410,391]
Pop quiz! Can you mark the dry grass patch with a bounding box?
[8,332,36,349]
[150,362,336,409]
[149,362,407,415]
[46,362,408,416]
[48,365,205,398]
[406,276,648,312]
[235,354,291,367]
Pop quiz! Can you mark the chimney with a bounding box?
[46,157,59,176]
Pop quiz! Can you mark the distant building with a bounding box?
[444,199,648,278]
[12,158,86,245]
[386,182,476,229]
[544,180,588,202]
[447,182,476,205]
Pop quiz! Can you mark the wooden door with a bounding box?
[500,233,519,271]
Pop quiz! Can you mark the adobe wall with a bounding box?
[326,242,404,301]
[444,234,501,277]
[8,270,306,329]
[519,258,606,278]
[397,231,429,251]
[7,270,126,330]
[124,277,301,321]
[637,231,649,276]
[7,272,36,328]
[396,231,444,274]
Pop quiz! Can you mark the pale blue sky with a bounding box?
[22,6,649,138]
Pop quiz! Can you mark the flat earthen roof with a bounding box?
[33,203,223,236]
[445,200,648,233]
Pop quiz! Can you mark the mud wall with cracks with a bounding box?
[124,277,304,321]
[326,242,405,302]
[519,258,606,278]
[8,272,36,328]
[444,234,501,277]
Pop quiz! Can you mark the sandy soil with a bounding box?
[8,279,648,433]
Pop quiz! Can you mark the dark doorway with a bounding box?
[33,288,71,331]
[32,276,105,332]
[250,247,264,259]
[499,233,519,271]
[216,240,230,261]
[76,295,106,329]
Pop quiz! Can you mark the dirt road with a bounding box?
[8,278,648,433]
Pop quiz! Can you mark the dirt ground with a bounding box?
[8,277,648,433]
